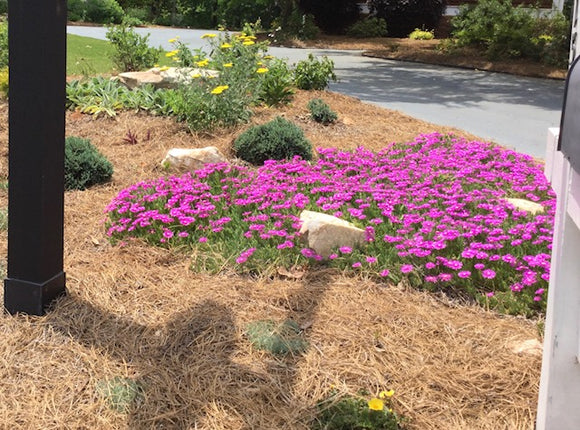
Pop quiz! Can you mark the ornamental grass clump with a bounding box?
[105,133,554,317]
[233,117,313,165]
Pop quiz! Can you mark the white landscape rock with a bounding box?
[299,210,366,258]
[504,198,544,215]
[161,147,228,172]
[117,67,219,90]
[510,338,543,357]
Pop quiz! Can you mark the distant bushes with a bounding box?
[68,0,125,24]
[452,0,570,67]
[346,17,388,38]
[369,0,445,38]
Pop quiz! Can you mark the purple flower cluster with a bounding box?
[105,133,555,312]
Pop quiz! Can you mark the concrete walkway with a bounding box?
[67,25,566,159]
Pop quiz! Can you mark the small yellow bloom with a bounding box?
[368,398,384,411]
[165,50,179,57]
[201,33,217,39]
[245,35,257,40]
[379,389,395,399]
[154,64,160,68]
[263,55,274,60]
[191,73,201,78]
[195,59,210,67]
[243,40,255,46]
[223,63,233,68]
[168,37,178,43]
[159,66,170,71]
[256,67,269,74]
[221,43,233,49]
[211,85,229,95]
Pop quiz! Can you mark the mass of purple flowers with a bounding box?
[105,133,555,315]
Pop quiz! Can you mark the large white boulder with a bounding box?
[505,198,544,215]
[161,147,228,172]
[299,210,366,258]
[118,67,218,90]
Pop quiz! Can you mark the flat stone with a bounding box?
[118,67,219,90]
[299,210,366,258]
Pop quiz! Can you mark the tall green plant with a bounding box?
[106,24,162,72]
[293,54,336,90]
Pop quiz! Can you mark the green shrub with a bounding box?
[293,54,337,90]
[308,98,338,124]
[369,0,445,38]
[233,117,313,165]
[0,67,8,98]
[409,28,434,40]
[124,7,150,25]
[85,0,125,24]
[0,0,7,15]
[68,0,87,21]
[452,0,570,65]
[0,19,7,68]
[65,136,113,191]
[95,377,143,412]
[346,17,388,38]
[259,57,295,106]
[106,24,161,72]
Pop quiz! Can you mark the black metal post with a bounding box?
[4,0,67,315]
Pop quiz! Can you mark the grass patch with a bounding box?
[67,34,171,76]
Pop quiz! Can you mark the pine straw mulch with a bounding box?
[281,36,567,80]
[0,91,542,429]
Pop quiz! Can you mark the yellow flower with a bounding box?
[211,85,229,95]
[243,40,255,45]
[245,35,257,40]
[153,64,160,68]
[165,50,179,57]
[159,66,170,71]
[221,43,233,49]
[191,73,201,78]
[263,55,274,60]
[379,389,395,399]
[201,33,217,39]
[368,398,384,411]
[256,67,269,74]
[168,37,179,43]
[223,63,233,68]
[195,59,209,67]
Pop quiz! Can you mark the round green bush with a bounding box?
[308,98,338,125]
[65,136,113,191]
[233,117,313,165]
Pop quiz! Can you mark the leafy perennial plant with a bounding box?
[105,133,554,317]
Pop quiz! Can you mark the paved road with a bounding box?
[67,25,566,159]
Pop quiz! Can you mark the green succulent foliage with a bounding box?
[95,377,144,413]
[308,98,338,125]
[313,392,402,430]
[346,17,388,38]
[65,136,113,191]
[106,23,162,72]
[245,319,308,355]
[293,54,337,91]
[233,117,313,165]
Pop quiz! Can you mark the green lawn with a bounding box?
[67,34,171,76]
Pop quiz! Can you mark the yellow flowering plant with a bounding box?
[312,388,402,430]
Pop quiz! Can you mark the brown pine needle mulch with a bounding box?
[0,91,542,429]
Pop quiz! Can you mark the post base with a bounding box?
[4,271,66,315]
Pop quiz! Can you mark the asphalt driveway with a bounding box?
[67,25,566,159]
